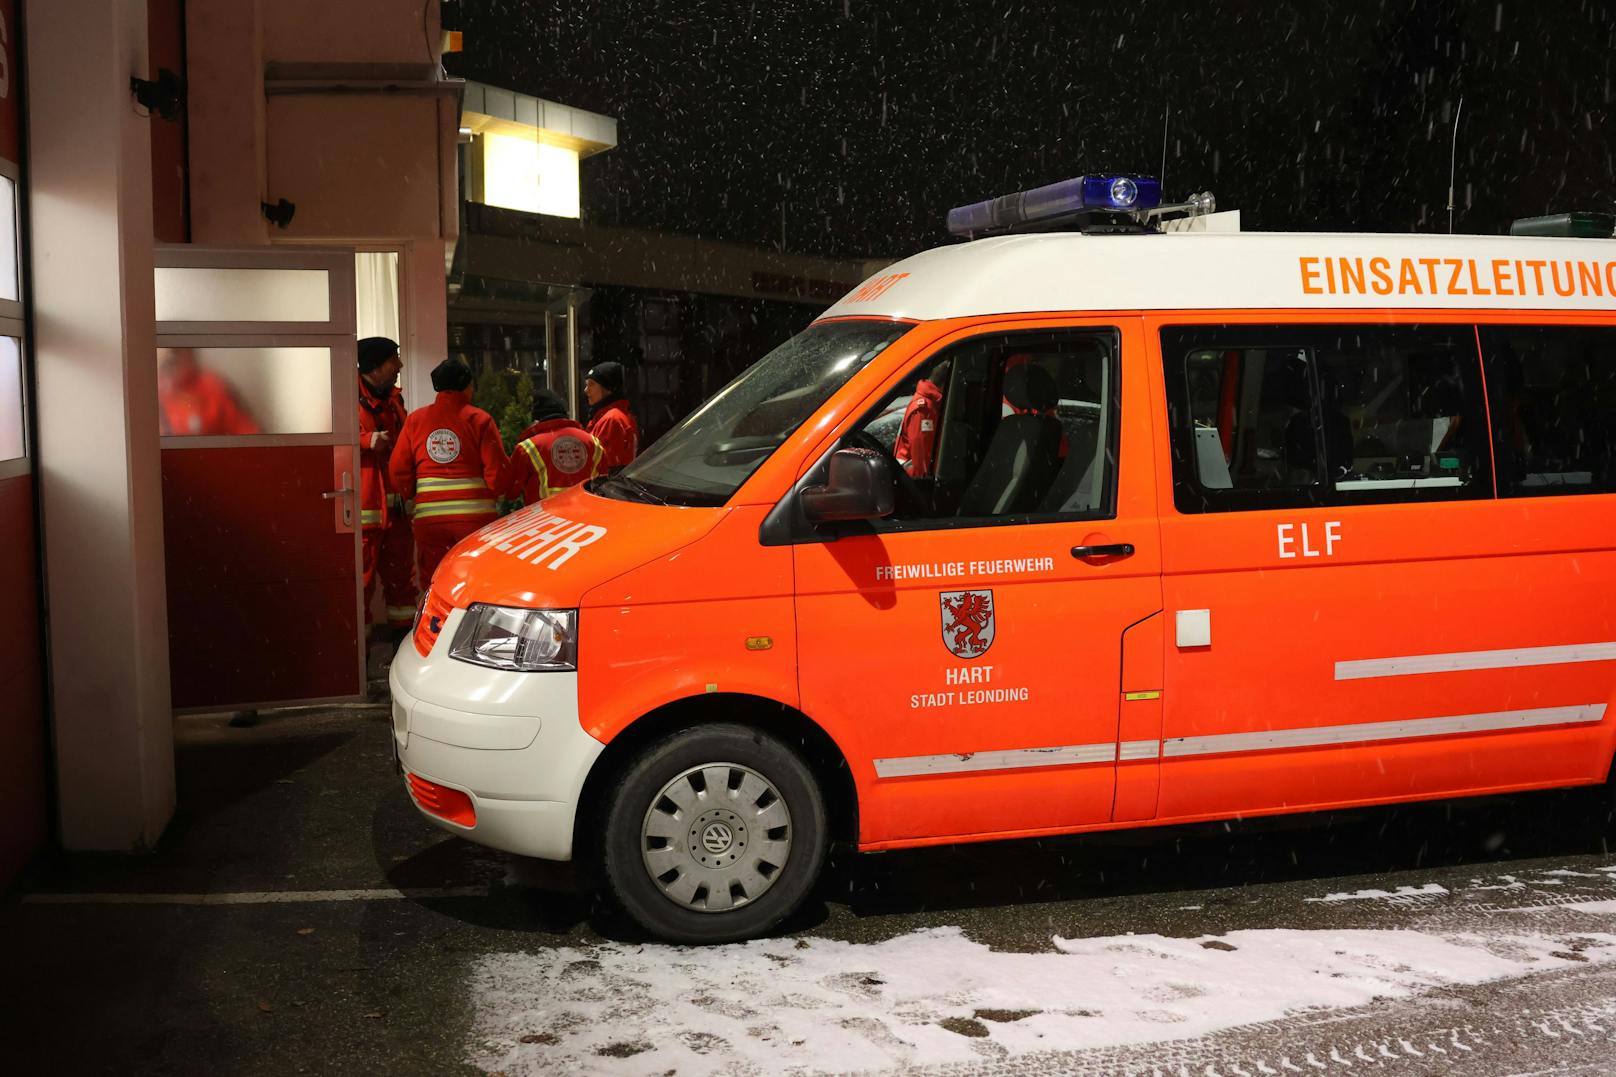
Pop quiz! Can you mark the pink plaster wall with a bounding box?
[185,0,267,244]
[267,95,447,241]
[261,0,441,66]
[29,0,177,851]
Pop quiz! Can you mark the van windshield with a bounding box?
[603,320,913,507]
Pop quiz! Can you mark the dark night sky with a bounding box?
[446,0,1615,260]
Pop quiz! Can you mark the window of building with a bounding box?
[154,267,330,323]
[155,346,333,437]
[844,328,1120,528]
[0,174,17,303]
[0,160,23,474]
[1162,324,1490,513]
[0,335,22,462]
[1480,325,1616,496]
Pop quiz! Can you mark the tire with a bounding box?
[598,723,828,944]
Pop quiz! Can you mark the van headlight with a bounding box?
[448,604,578,672]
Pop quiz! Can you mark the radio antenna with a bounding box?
[1446,96,1464,234]
[1160,103,1170,192]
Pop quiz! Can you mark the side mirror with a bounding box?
[800,448,896,522]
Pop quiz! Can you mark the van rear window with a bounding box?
[1162,324,1492,514]
[1479,325,1616,498]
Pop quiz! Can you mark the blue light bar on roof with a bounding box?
[946,173,1164,237]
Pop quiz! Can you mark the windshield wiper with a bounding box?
[596,473,667,505]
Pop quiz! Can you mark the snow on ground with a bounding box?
[1307,882,1450,903]
[468,902,1616,1076]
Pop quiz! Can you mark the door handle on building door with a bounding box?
[325,470,355,531]
[323,469,355,500]
[1071,543,1135,560]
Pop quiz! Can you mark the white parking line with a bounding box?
[22,886,487,905]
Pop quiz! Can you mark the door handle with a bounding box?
[324,469,355,501]
[1071,543,1135,559]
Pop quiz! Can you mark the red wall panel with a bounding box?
[0,0,19,164]
[162,446,360,708]
[0,473,49,885]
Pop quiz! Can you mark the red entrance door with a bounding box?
[155,248,365,709]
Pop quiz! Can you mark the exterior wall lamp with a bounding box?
[130,69,185,121]
[261,198,297,229]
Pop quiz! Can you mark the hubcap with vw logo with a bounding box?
[640,762,793,914]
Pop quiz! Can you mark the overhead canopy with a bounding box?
[460,81,617,157]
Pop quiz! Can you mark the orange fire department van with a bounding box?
[392,175,1616,943]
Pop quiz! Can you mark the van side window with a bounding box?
[849,329,1120,527]
[1479,325,1616,497]
[1162,325,1491,513]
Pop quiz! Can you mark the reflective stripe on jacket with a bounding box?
[412,476,497,519]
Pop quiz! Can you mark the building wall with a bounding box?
[187,0,456,406]
[459,208,866,308]
[260,0,442,67]
[147,0,188,243]
[0,0,47,885]
[7,0,457,869]
[30,0,177,853]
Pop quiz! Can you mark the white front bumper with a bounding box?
[389,608,605,861]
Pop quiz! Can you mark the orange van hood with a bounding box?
[429,486,726,610]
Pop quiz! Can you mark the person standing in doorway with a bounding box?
[584,361,639,472]
[500,388,605,506]
[356,337,415,642]
[390,359,508,589]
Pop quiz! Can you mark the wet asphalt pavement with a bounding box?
[5,706,1616,1075]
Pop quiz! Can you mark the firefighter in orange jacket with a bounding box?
[389,358,508,588]
[584,361,639,472]
[357,337,415,638]
[500,388,605,505]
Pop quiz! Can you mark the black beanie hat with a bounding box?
[430,358,473,392]
[357,336,399,374]
[531,388,569,422]
[585,360,626,397]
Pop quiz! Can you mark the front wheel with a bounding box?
[598,724,827,944]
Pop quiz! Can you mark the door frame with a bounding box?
[154,245,364,711]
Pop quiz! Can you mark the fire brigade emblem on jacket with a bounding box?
[940,589,995,659]
[551,434,588,474]
[426,428,462,463]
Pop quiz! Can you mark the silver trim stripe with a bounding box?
[1163,704,1605,759]
[1336,642,1616,681]
[873,704,1605,778]
[1119,740,1161,761]
[873,742,1115,779]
